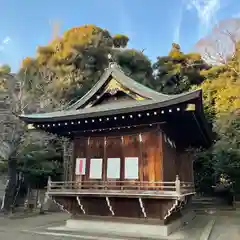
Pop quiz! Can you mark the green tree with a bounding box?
[113,49,154,88]
[212,112,240,194]
[113,34,129,48]
[17,134,63,189]
[152,43,209,94]
[193,149,215,195]
[0,68,64,212]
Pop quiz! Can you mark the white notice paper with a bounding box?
[124,157,139,179]
[75,158,86,175]
[89,158,103,179]
[107,158,121,179]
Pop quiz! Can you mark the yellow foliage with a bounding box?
[37,46,55,55]
[197,77,240,117]
[32,24,112,66]
[60,24,106,55]
[63,24,101,40]
[169,50,184,59]
[37,46,55,65]
[184,53,202,61]
[194,40,240,118]
[201,65,226,79]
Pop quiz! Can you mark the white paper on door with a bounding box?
[124,157,139,179]
[107,158,121,179]
[89,158,103,179]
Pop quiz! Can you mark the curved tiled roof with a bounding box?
[66,64,194,110]
[19,89,202,122]
[19,64,202,123]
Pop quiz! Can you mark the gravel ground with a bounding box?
[0,231,75,240]
[0,212,206,240]
[209,215,240,240]
[0,212,239,240]
[0,212,71,240]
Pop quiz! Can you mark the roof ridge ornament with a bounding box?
[107,54,122,71]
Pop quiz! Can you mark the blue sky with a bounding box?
[0,0,240,72]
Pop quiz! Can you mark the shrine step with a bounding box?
[192,196,231,209]
[192,196,235,215]
[194,209,240,217]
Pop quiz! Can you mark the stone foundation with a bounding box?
[49,210,195,238]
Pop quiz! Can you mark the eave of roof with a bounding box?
[19,89,202,123]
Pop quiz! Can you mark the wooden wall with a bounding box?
[73,128,194,185]
[177,151,194,182]
[73,128,163,184]
[162,133,177,182]
[161,133,194,183]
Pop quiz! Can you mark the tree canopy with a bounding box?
[152,43,209,94]
[19,24,153,105]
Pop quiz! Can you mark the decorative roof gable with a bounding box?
[66,63,174,110]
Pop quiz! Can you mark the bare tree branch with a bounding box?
[195,18,240,75]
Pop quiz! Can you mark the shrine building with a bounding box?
[19,62,212,235]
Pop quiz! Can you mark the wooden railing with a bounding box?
[46,175,195,197]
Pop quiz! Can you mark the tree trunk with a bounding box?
[3,156,17,212]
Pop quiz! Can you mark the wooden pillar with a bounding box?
[103,136,107,182]
[138,133,144,182]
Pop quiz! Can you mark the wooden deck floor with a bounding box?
[48,189,195,199]
[47,180,195,199]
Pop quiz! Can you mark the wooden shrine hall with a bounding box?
[19,62,212,227]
